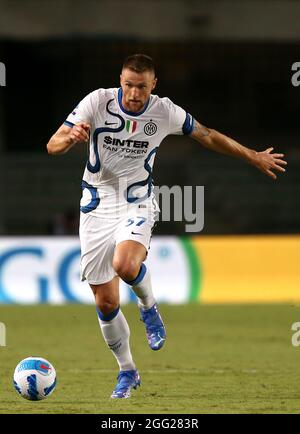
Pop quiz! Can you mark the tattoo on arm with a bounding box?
[194,121,211,137]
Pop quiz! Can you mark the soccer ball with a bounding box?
[13,356,57,400]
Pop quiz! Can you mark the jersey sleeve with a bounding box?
[64,91,98,128]
[163,98,195,136]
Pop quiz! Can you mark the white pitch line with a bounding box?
[63,368,262,374]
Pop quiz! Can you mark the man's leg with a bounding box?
[113,240,155,309]
[91,276,140,398]
[113,241,166,350]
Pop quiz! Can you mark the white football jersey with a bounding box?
[65,87,194,218]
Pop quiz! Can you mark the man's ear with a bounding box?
[152,77,157,91]
[120,73,122,85]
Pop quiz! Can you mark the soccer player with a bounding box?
[46,54,287,399]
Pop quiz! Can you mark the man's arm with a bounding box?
[190,120,287,180]
[47,122,90,155]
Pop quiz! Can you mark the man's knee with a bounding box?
[95,295,118,316]
[113,257,140,282]
[90,280,119,316]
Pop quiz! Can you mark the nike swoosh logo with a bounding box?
[108,339,122,349]
[105,121,118,125]
[131,232,143,236]
[40,364,50,370]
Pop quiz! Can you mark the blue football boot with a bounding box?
[110,370,141,399]
[140,303,166,351]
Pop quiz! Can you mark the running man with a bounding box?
[46,54,287,399]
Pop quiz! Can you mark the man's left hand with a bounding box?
[252,147,287,180]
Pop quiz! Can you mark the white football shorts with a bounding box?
[79,198,159,285]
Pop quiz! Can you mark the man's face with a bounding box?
[120,68,157,113]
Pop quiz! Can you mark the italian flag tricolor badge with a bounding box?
[126,120,137,133]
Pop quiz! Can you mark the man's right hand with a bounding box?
[47,122,91,155]
[69,122,91,145]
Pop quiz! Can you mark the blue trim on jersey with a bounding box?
[97,306,120,322]
[86,98,125,174]
[118,88,150,117]
[124,263,147,286]
[126,147,158,203]
[182,112,195,135]
[64,120,75,128]
[80,180,100,213]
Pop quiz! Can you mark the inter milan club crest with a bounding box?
[144,120,157,136]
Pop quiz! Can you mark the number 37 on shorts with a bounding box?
[118,215,155,250]
[125,216,147,228]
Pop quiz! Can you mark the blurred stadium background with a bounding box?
[0,0,300,413]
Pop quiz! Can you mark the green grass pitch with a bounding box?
[1,303,300,414]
